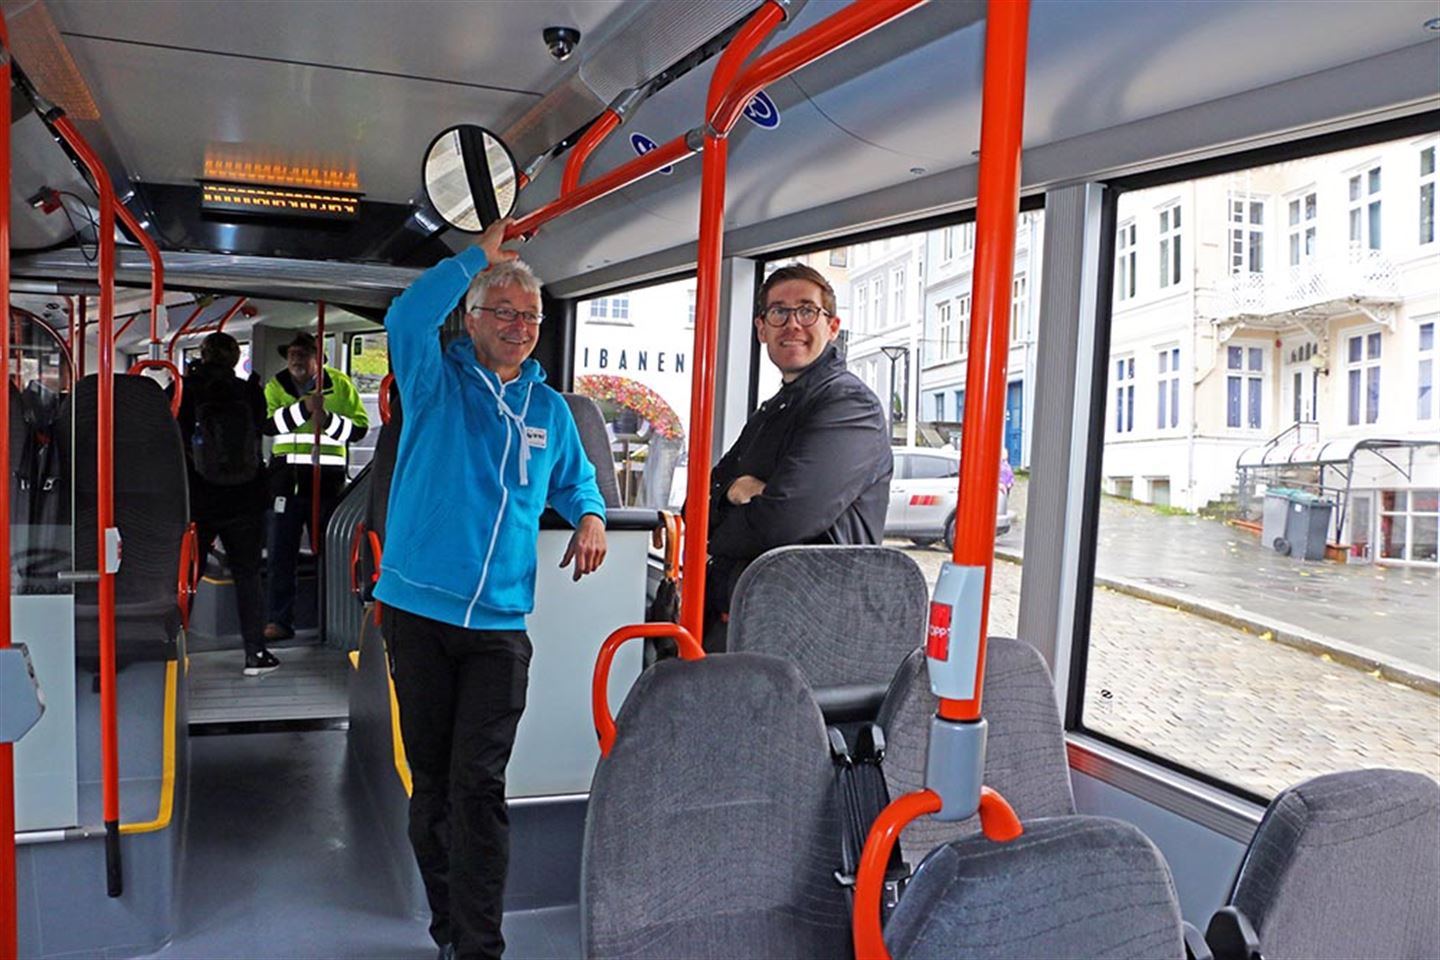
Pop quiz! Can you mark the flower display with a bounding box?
[575,375,685,441]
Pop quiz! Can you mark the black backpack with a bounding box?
[191,375,260,486]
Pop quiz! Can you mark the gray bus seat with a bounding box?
[60,375,189,669]
[727,545,928,722]
[583,652,850,959]
[1209,768,1440,960]
[877,640,1075,865]
[884,816,1186,959]
[562,392,621,509]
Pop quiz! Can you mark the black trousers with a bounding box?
[265,490,338,630]
[384,605,531,960]
[195,511,267,658]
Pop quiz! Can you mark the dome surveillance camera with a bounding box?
[543,26,580,61]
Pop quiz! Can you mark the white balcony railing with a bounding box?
[1215,248,1400,321]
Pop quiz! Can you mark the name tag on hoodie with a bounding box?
[525,426,548,449]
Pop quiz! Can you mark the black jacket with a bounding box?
[176,362,269,523]
[705,343,892,612]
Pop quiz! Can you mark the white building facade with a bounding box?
[1103,136,1439,565]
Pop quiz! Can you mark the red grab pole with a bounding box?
[1,13,18,954]
[311,301,325,557]
[676,0,788,640]
[562,109,621,196]
[51,113,124,897]
[942,0,1030,723]
[112,201,163,354]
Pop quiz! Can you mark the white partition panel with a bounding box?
[13,595,77,830]
[510,530,648,798]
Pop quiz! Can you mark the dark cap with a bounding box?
[276,331,318,359]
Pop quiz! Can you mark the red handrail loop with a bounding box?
[128,358,182,417]
[592,622,704,758]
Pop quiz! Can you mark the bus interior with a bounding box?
[1,0,1437,958]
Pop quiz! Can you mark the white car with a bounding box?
[885,447,1014,550]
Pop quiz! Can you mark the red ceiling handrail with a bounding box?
[166,297,247,364]
[0,13,18,954]
[562,109,622,196]
[127,359,182,417]
[112,200,163,351]
[51,111,124,898]
[165,301,208,362]
[592,622,704,758]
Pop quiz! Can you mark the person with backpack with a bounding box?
[262,330,369,641]
[177,332,278,675]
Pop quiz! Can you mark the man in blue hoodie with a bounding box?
[376,219,607,960]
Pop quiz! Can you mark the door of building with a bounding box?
[1004,380,1023,468]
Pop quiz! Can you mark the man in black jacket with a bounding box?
[704,264,892,648]
[177,332,278,675]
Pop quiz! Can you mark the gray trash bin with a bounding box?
[1271,491,1334,561]
[1261,488,1298,552]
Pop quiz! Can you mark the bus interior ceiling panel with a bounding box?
[6,109,101,252]
[517,0,1439,293]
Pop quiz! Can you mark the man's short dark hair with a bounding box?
[756,264,837,318]
[200,331,241,369]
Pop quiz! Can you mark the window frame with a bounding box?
[1115,219,1137,301]
[1285,187,1318,267]
[1345,330,1383,426]
[1156,344,1180,431]
[1419,319,1435,421]
[1420,141,1436,247]
[1157,201,1183,288]
[1227,192,1267,275]
[1346,160,1383,251]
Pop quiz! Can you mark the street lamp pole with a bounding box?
[881,343,907,442]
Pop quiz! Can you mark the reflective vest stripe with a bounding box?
[283,452,347,466]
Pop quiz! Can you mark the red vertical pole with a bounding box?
[311,302,325,557]
[0,15,18,955]
[562,109,621,196]
[52,114,122,896]
[112,202,163,353]
[677,1,788,641]
[941,0,1030,722]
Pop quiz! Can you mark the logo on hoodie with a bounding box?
[525,426,548,449]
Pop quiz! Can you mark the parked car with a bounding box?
[885,446,1015,550]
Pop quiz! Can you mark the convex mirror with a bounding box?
[422,125,518,232]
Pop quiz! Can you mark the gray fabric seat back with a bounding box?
[366,382,402,543]
[583,653,850,959]
[60,374,189,667]
[562,393,621,508]
[884,816,1185,959]
[1229,768,1440,959]
[877,639,1074,865]
[727,545,927,693]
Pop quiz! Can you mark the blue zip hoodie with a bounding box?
[374,246,607,630]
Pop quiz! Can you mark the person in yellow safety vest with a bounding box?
[262,330,369,640]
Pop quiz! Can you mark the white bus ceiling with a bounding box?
[2,0,1436,297]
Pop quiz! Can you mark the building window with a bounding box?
[1421,146,1436,246]
[1010,273,1028,342]
[1158,203,1182,288]
[1348,164,1382,250]
[1116,220,1136,301]
[892,266,906,321]
[872,279,885,328]
[933,393,944,421]
[1287,191,1318,266]
[1378,489,1440,564]
[936,301,954,360]
[941,228,955,263]
[611,295,630,320]
[1226,344,1265,430]
[1419,321,1434,420]
[589,298,608,318]
[1346,331,1382,425]
[829,248,850,268]
[1157,346,1180,430]
[956,293,972,358]
[1229,195,1266,274]
[1114,355,1135,434]
[960,222,976,253]
[954,389,965,422]
[686,289,696,328]
[855,282,868,332]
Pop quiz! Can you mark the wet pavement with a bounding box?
[995,478,1439,678]
[893,541,1440,799]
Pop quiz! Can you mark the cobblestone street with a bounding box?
[894,543,1440,798]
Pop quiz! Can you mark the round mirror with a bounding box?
[422,125,519,232]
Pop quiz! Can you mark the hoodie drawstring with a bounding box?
[475,369,536,485]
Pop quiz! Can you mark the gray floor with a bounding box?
[188,646,350,725]
[141,729,581,960]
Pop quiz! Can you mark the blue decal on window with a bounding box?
[629,133,674,175]
[743,91,780,129]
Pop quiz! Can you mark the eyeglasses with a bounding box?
[468,305,545,325]
[761,304,828,327]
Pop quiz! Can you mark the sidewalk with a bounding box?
[996,477,1439,691]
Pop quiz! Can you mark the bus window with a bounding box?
[348,332,388,477]
[575,278,694,508]
[1082,131,1440,798]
